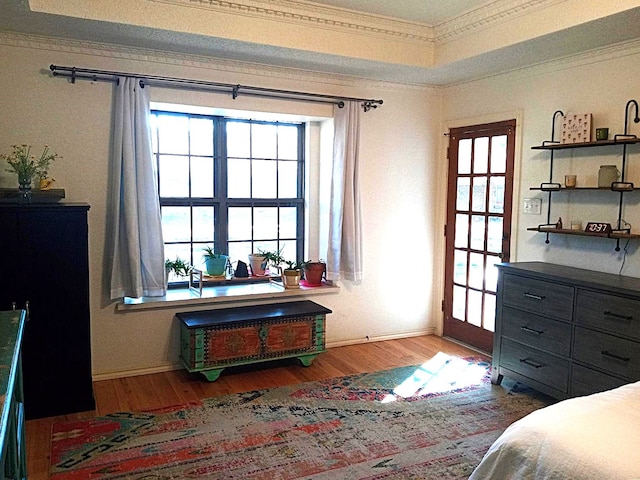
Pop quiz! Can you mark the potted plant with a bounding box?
[2,144,59,191]
[303,260,326,286]
[165,257,192,284]
[202,246,229,277]
[248,247,284,276]
[281,259,305,289]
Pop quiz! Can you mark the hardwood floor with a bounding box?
[26,335,484,479]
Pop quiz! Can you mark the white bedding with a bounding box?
[469,381,640,479]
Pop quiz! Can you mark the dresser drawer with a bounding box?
[499,338,569,393]
[570,363,629,398]
[576,289,640,341]
[502,274,574,321]
[501,306,571,356]
[573,326,640,380]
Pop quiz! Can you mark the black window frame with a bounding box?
[151,109,306,279]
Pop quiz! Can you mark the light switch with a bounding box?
[523,198,542,215]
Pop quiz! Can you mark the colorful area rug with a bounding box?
[50,353,550,479]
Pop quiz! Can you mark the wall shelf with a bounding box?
[530,101,640,251]
[526,227,640,240]
[531,137,640,150]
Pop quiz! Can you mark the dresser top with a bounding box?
[497,262,640,297]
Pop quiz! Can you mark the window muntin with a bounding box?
[151,111,305,281]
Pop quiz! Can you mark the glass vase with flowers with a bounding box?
[1,144,59,202]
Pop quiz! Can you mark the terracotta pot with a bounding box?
[303,262,326,286]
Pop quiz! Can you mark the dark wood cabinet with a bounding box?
[0,204,95,419]
[493,262,640,400]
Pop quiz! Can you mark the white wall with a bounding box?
[0,33,442,378]
[441,41,640,279]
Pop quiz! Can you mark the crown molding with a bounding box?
[445,36,640,89]
[148,0,433,43]
[0,30,432,92]
[435,0,566,43]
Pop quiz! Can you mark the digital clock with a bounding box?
[584,222,612,233]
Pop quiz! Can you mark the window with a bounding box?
[150,110,305,282]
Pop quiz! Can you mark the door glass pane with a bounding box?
[469,252,484,290]
[487,216,503,253]
[458,139,472,174]
[452,285,466,321]
[228,158,250,198]
[453,249,467,286]
[191,157,214,198]
[470,215,486,250]
[468,289,482,326]
[491,135,507,173]
[455,214,469,249]
[472,177,487,212]
[456,177,470,211]
[489,177,505,213]
[485,255,500,292]
[162,206,190,242]
[192,207,214,242]
[484,293,496,332]
[473,137,489,174]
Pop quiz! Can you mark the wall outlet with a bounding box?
[523,198,542,215]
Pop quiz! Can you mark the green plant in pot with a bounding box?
[248,247,284,276]
[281,259,306,289]
[202,246,229,277]
[303,260,326,286]
[165,257,192,284]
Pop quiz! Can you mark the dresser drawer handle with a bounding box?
[603,311,633,321]
[523,292,545,301]
[520,326,543,335]
[601,350,631,363]
[519,358,543,368]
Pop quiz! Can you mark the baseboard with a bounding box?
[93,362,184,381]
[326,328,437,349]
[93,329,438,381]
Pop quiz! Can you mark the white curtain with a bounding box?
[109,77,166,299]
[327,101,363,282]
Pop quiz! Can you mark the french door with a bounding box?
[443,120,516,353]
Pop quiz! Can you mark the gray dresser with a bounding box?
[493,262,640,399]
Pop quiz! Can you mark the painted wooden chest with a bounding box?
[177,300,331,381]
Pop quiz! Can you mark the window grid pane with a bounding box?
[152,111,306,283]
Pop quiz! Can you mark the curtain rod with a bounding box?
[49,64,383,112]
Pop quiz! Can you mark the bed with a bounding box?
[469,381,640,479]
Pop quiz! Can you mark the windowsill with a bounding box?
[116,280,339,311]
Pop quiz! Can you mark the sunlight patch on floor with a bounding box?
[380,351,487,403]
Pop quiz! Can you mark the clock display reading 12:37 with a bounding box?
[585,222,612,233]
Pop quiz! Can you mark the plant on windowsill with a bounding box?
[248,247,284,276]
[302,260,326,287]
[281,259,306,289]
[202,246,229,277]
[165,257,192,284]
